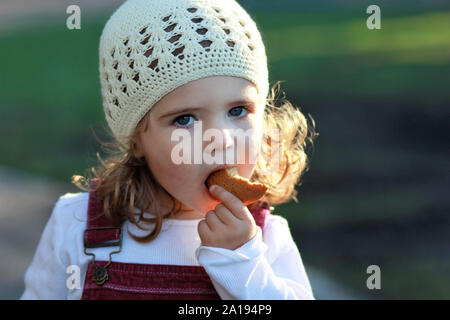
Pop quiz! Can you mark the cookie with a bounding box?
[206,167,268,205]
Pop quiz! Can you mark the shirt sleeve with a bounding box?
[195,214,315,300]
[20,198,70,299]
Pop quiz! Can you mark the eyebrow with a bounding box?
[159,99,256,120]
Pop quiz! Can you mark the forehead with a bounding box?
[151,76,259,114]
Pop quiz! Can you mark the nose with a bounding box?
[203,122,236,163]
[209,127,234,150]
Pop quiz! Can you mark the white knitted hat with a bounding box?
[99,0,269,144]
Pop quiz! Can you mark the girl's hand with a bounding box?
[198,185,257,250]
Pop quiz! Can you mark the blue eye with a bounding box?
[229,106,248,118]
[173,115,195,127]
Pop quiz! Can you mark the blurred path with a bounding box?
[0,166,363,299]
[0,166,77,299]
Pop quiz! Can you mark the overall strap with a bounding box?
[83,178,121,247]
[83,178,122,286]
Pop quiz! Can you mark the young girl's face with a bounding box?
[135,76,264,219]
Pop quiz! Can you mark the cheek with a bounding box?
[164,163,193,186]
[144,139,196,196]
[243,116,263,167]
[230,118,262,180]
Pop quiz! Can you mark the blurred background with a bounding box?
[0,0,449,299]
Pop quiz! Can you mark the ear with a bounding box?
[135,145,145,159]
[132,135,145,159]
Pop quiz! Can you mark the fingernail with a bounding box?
[210,185,217,193]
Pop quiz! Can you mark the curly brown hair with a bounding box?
[72,81,319,242]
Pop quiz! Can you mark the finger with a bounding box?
[209,184,250,221]
[197,219,212,244]
[214,203,241,226]
[205,210,224,231]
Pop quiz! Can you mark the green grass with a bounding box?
[0,21,103,113]
[262,11,450,103]
[263,12,450,59]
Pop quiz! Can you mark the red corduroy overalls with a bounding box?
[81,182,271,300]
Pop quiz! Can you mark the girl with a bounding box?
[21,0,318,300]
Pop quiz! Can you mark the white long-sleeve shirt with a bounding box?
[20,192,315,300]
